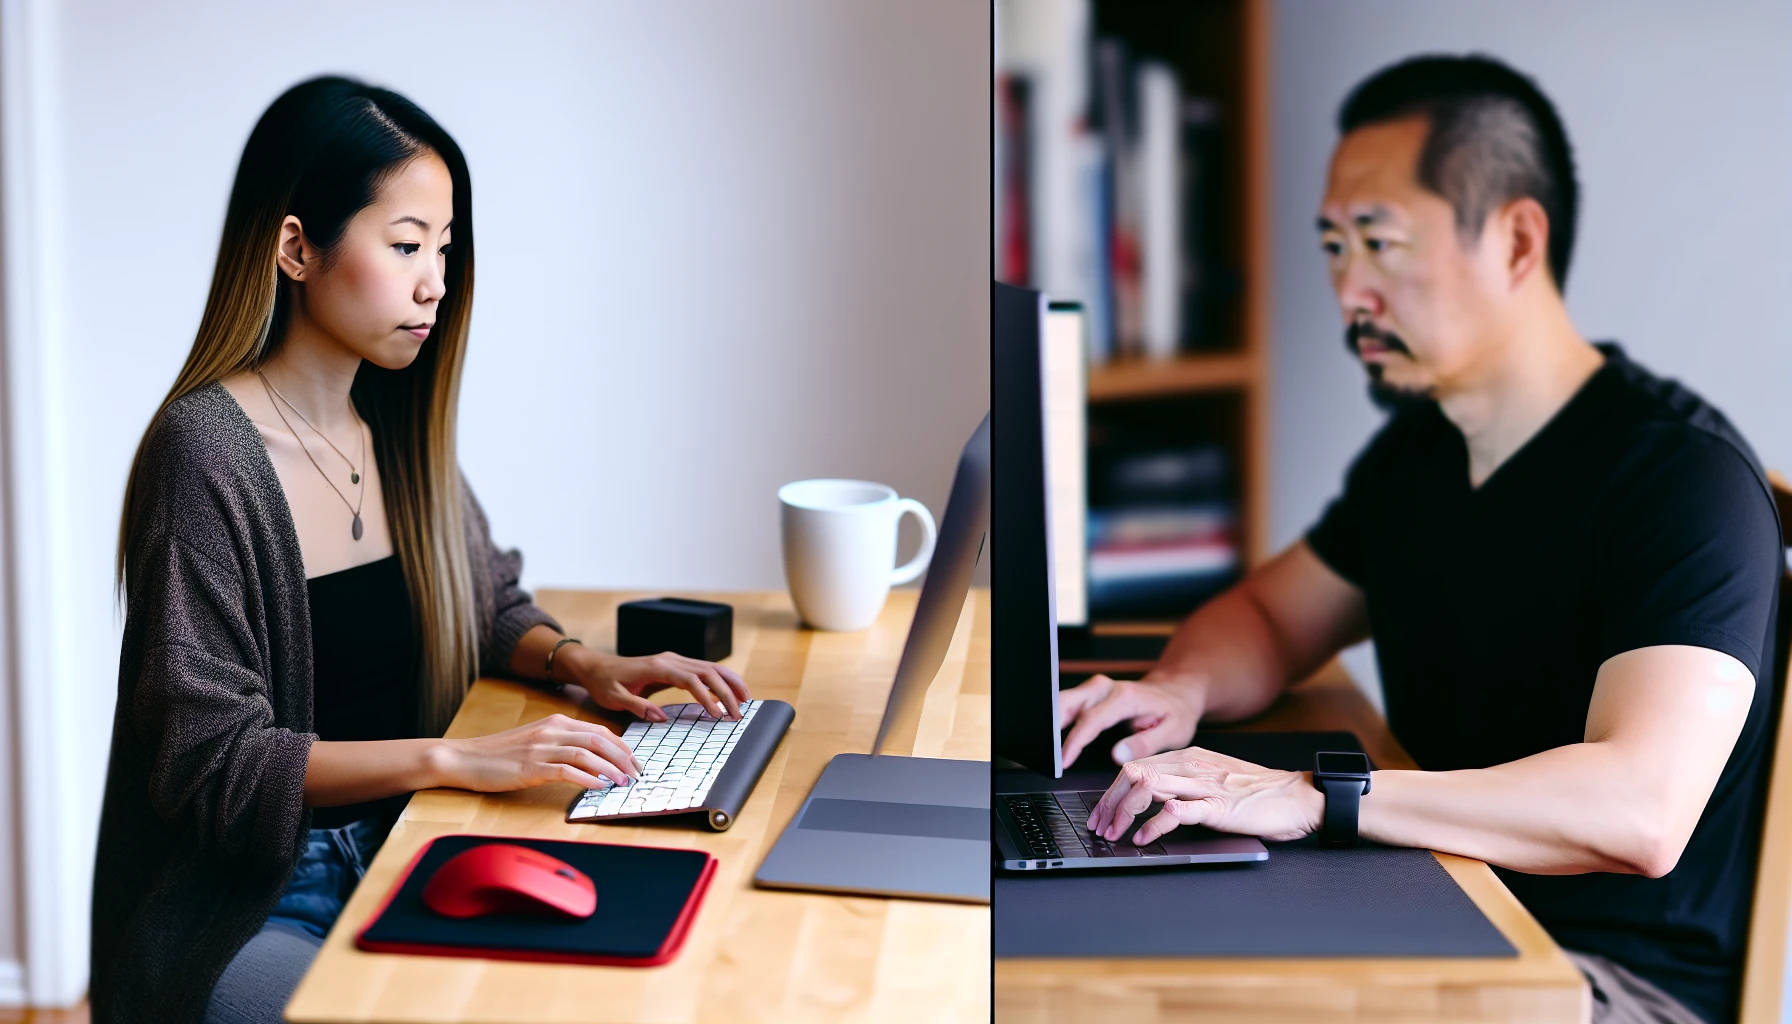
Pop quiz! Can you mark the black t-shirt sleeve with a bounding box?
[1307,476,1366,587]
[1596,429,1781,680]
[1307,416,1405,588]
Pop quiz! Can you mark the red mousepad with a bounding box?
[356,834,716,966]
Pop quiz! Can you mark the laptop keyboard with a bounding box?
[569,699,763,818]
[1002,791,1168,859]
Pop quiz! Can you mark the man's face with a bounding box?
[1318,117,1502,406]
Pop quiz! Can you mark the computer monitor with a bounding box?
[991,281,1063,777]
[757,412,993,903]
[871,412,991,756]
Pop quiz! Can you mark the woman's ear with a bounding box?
[276,215,311,283]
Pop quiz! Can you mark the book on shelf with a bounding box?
[995,0,1234,365]
[1138,60,1181,360]
[995,73,1033,287]
[1087,442,1239,619]
[1180,97,1226,350]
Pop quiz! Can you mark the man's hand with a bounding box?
[1086,746,1324,846]
[1058,673,1208,767]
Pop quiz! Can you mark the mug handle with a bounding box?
[889,498,938,585]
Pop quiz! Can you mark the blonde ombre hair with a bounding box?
[119,76,480,736]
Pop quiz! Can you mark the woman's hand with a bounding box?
[556,645,751,722]
[1086,746,1325,846]
[433,713,642,791]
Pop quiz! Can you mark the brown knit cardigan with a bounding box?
[91,382,559,1022]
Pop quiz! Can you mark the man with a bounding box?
[1058,55,1779,1024]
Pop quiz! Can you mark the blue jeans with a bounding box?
[202,818,386,1024]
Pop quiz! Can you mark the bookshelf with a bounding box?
[997,0,1271,626]
[1086,351,1257,403]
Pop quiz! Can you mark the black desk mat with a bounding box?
[995,731,1516,959]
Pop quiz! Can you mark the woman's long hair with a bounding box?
[117,76,479,736]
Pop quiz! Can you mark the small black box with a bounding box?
[616,597,733,662]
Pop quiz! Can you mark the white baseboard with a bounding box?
[0,959,27,1006]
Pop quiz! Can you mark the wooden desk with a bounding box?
[994,667,1591,1024]
[286,589,991,1024]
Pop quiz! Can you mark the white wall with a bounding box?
[0,0,986,1003]
[1270,0,1792,1017]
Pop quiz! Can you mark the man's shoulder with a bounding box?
[1593,349,1779,551]
[1600,347,1768,492]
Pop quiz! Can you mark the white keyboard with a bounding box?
[570,699,766,820]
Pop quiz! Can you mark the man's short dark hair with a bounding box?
[1339,55,1579,291]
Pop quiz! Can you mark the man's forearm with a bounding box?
[1151,542,1369,722]
[1361,744,1673,876]
[1148,586,1292,721]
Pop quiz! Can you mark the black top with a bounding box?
[308,554,416,829]
[1307,344,1781,1024]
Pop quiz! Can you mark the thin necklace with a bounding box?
[258,372,367,541]
[259,373,364,484]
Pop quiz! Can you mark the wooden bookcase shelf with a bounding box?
[1088,351,1258,402]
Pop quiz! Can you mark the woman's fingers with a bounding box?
[697,664,743,719]
[714,663,752,702]
[586,728,643,777]
[553,745,633,788]
[655,656,744,719]
[553,763,612,792]
[666,667,730,719]
[547,716,642,775]
[607,688,669,725]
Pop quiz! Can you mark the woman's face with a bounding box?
[284,151,455,370]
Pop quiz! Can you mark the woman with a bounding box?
[92,76,749,1024]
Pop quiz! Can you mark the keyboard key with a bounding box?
[570,699,765,821]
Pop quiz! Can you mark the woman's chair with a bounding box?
[1739,472,1792,1023]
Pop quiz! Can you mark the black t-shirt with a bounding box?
[1307,344,1781,1024]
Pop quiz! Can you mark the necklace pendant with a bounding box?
[352,514,364,541]
[351,472,360,484]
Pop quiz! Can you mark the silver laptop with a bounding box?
[753,414,991,904]
[995,789,1268,870]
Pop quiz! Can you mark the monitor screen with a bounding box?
[1044,301,1088,628]
[991,281,1063,776]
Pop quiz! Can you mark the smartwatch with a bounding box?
[1312,751,1373,848]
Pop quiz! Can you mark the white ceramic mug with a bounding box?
[778,479,938,631]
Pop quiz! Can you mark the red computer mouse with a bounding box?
[421,843,597,919]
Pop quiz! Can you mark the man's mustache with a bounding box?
[1345,321,1413,358]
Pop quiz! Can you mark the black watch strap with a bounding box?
[1317,776,1364,847]
[1314,750,1372,848]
